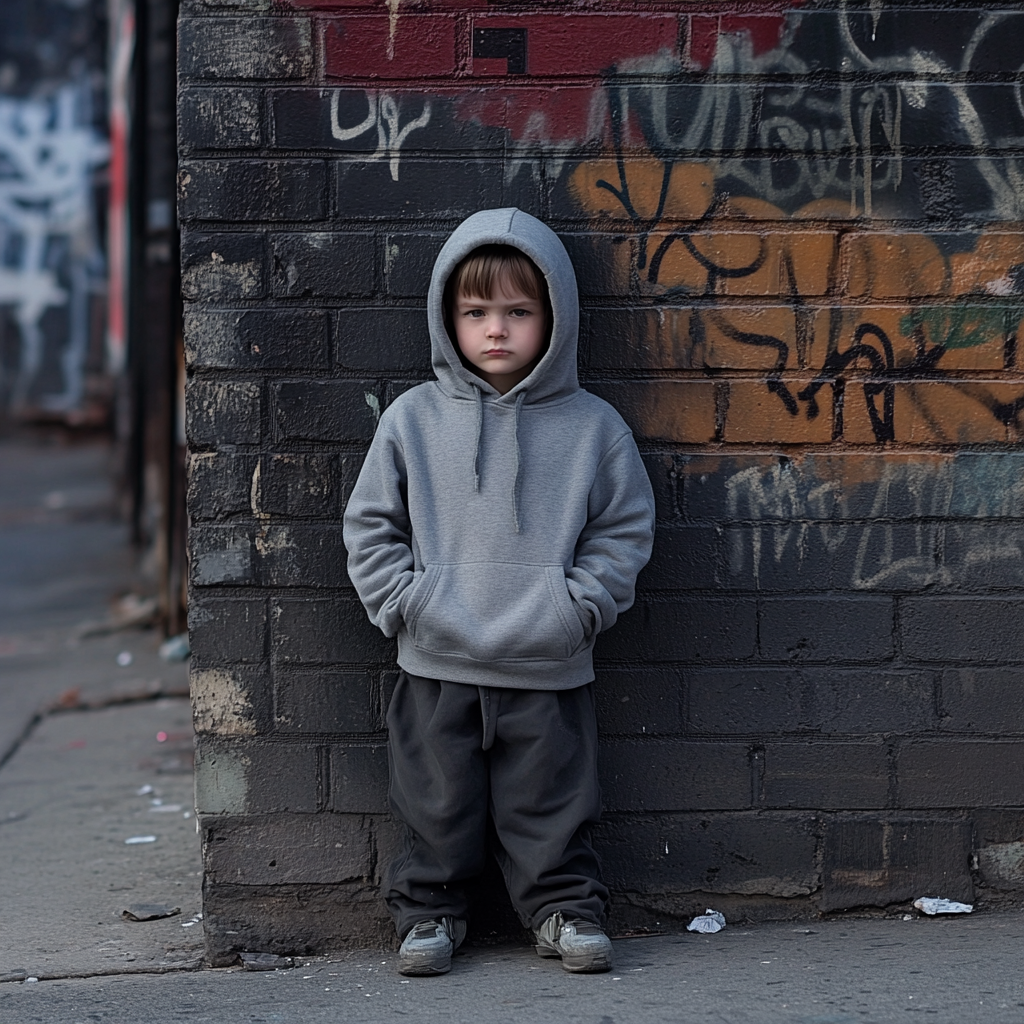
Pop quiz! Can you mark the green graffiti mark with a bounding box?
[899,307,1023,350]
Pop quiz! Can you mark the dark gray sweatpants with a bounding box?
[384,671,608,939]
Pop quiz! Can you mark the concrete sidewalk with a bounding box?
[0,697,203,980]
[0,432,199,982]
[2,687,1022,1024]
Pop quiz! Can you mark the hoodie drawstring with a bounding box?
[511,390,525,534]
[472,387,526,533]
[472,387,483,492]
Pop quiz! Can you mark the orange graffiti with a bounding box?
[569,154,1024,445]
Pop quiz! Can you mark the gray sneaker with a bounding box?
[534,912,613,973]
[398,917,467,976]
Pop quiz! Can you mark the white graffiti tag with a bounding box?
[632,4,1024,218]
[725,458,1024,591]
[0,82,108,411]
[330,90,431,182]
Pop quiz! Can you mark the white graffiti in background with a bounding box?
[331,90,431,182]
[0,81,108,410]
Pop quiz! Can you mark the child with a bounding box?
[343,208,655,976]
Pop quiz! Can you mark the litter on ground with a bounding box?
[122,903,181,922]
[913,897,973,915]
[240,952,294,972]
[159,633,190,662]
[687,909,727,934]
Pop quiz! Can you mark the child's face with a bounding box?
[453,277,547,395]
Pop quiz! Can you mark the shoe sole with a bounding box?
[398,958,452,976]
[534,943,612,973]
[561,954,612,973]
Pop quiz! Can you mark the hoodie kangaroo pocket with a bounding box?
[408,562,585,663]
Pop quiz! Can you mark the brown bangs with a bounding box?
[449,245,545,301]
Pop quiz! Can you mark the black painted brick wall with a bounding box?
[181,0,1024,960]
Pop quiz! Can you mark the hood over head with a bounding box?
[427,208,580,405]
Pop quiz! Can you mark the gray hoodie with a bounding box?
[343,208,655,689]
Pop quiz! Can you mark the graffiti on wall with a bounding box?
[567,148,1024,445]
[0,81,108,413]
[0,0,109,420]
[312,3,1024,447]
[722,454,1024,590]
[331,90,431,182]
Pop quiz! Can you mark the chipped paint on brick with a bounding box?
[255,526,295,557]
[182,254,262,302]
[193,535,253,585]
[979,841,1024,888]
[192,668,257,736]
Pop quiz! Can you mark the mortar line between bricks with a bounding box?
[183,146,1024,160]
[180,73,1024,87]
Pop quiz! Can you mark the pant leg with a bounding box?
[384,672,489,938]
[487,683,609,931]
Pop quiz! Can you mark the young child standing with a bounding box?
[343,208,655,976]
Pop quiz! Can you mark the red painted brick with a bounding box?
[689,15,720,68]
[285,0,485,7]
[325,16,457,80]
[720,16,790,58]
[689,12,806,70]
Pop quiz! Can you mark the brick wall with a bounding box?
[180,0,1024,961]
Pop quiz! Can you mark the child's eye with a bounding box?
[509,308,531,317]
[465,309,485,318]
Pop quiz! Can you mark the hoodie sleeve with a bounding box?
[565,431,655,637]
[342,423,418,638]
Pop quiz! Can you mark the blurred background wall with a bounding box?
[0,0,108,424]
[0,0,185,636]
